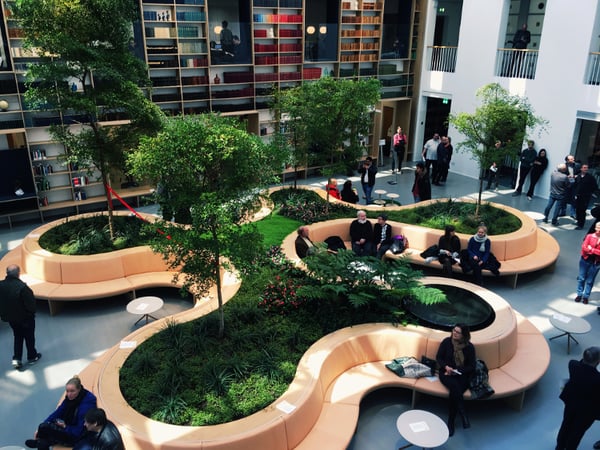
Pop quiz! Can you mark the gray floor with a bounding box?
[1,160,598,449]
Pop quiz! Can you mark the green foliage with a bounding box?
[38,215,154,254]
[271,77,381,183]
[385,199,522,235]
[271,187,355,223]
[13,0,164,236]
[448,83,547,211]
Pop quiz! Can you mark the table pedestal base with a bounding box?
[549,331,579,354]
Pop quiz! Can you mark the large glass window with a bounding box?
[207,0,251,65]
[304,0,338,62]
[381,0,412,59]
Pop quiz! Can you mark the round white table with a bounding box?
[387,192,400,206]
[396,409,449,449]
[549,312,591,354]
[126,296,164,325]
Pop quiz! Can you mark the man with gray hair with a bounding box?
[543,163,570,226]
[557,346,600,449]
[349,210,373,256]
[0,264,41,370]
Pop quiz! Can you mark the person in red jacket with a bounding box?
[325,178,341,200]
[575,222,600,304]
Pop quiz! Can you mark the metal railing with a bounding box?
[495,48,538,79]
[427,46,457,73]
[586,52,600,85]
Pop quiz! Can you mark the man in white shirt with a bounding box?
[422,133,440,183]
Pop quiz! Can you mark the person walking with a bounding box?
[392,126,407,174]
[543,164,570,226]
[525,148,548,200]
[433,136,452,185]
[574,222,600,304]
[556,347,600,450]
[573,164,598,229]
[0,264,41,370]
[512,140,537,196]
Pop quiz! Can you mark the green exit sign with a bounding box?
[438,7,445,12]
[442,98,449,104]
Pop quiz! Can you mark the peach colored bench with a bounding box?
[0,212,184,315]
[281,213,559,288]
[76,277,548,450]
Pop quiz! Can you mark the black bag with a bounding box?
[324,235,346,252]
[390,235,406,254]
[420,355,438,376]
[420,244,439,259]
[485,252,501,272]
[469,359,495,400]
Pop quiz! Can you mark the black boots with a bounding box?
[447,417,455,437]
[448,403,470,437]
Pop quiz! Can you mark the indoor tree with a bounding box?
[448,83,547,215]
[271,77,381,189]
[127,113,286,338]
[13,0,164,238]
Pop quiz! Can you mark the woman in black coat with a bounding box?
[526,148,548,199]
[436,323,476,437]
[437,225,461,276]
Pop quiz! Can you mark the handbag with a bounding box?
[420,355,438,376]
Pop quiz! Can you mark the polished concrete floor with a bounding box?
[1,160,599,449]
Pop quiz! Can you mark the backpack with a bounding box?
[324,235,346,252]
[390,235,406,254]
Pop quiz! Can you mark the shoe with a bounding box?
[491,269,500,276]
[594,440,600,450]
[583,298,589,304]
[12,359,22,370]
[494,187,499,192]
[28,353,42,365]
[447,419,455,437]
[527,196,532,201]
[575,295,582,302]
[542,217,548,223]
[570,215,576,220]
[25,439,38,448]
[552,221,559,226]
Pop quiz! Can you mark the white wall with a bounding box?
[415,0,600,199]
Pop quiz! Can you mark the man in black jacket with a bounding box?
[573,164,598,229]
[556,346,600,450]
[74,408,124,450]
[349,210,373,257]
[0,264,41,370]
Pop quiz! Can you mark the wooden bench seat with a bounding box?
[0,212,185,315]
[281,214,559,288]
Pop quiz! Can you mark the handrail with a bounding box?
[495,48,538,79]
[427,45,457,73]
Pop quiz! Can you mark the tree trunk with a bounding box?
[476,168,484,218]
[102,171,115,240]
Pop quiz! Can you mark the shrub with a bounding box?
[258,275,306,314]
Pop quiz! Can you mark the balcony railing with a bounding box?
[427,46,457,73]
[495,48,538,79]
[586,52,600,85]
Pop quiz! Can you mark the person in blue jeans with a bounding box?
[358,156,377,204]
[543,164,570,226]
[575,222,600,304]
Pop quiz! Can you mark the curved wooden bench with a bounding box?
[0,211,185,314]
[280,204,559,288]
[76,277,548,450]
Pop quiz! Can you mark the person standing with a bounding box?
[0,264,41,370]
[512,140,537,196]
[573,164,598,229]
[392,126,407,173]
[220,20,234,54]
[556,347,600,450]
[575,222,600,304]
[412,161,431,202]
[373,213,393,259]
[73,408,125,450]
[422,132,440,182]
[562,154,582,218]
[436,324,476,437]
[525,148,548,200]
[485,141,503,190]
[433,136,452,185]
[349,210,373,257]
[543,164,570,226]
[509,23,531,76]
[358,156,377,204]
